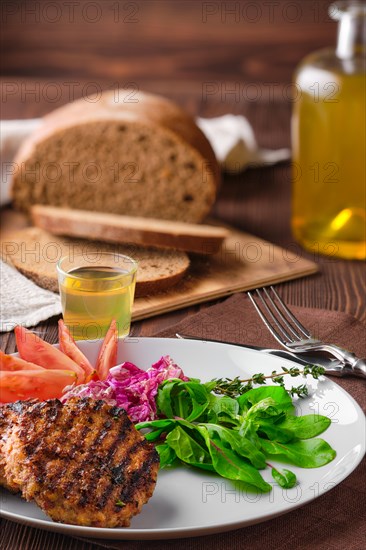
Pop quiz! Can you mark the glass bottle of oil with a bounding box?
[292,1,366,259]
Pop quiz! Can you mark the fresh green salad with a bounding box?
[64,351,336,493]
[137,378,336,493]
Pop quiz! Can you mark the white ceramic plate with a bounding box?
[1,338,365,540]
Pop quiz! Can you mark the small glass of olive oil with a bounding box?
[57,252,137,340]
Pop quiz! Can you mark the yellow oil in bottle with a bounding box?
[292,2,366,259]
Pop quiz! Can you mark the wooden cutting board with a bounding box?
[0,209,317,322]
[131,224,317,321]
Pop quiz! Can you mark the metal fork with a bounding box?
[247,286,366,378]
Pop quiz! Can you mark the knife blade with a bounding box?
[175,333,346,376]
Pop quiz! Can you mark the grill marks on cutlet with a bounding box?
[94,432,152,510]
[52,400,110,481]
[60,404,132,506]
[21,400,62,458]
[1,397,159,527]
[107,440,159,511]
[75,413,132,507]
[20,399,116,497]
[65,403,157,511]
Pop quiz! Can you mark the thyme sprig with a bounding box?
[212,365,325,398]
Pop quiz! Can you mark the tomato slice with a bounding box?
[95,319,118,381]
[15,326,85,384]
[0,350,45,372]
[0,369,76,403]
[58,320,96,381]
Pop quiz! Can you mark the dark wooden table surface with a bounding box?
[1,2,365,548]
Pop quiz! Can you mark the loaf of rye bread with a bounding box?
[11,90,220,222]
[2,227,190,297]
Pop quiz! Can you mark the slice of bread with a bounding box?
[2,227,190,297]
[11,90,220,223]
[31,205,228,255]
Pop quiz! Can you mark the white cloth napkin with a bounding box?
[0,115,290,206]
[0,118,42,206]
[197,115,290,173]
[0,260,62,332]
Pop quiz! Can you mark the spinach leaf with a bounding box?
[184,382,212,421]
[204,380,218,392]
[166,426,214,470]
[257,413,331,443]
[156,379,211,422]
[257,421,294,443]
[197,426,271,493]
[197,423,267,470]
[136,418,176,430]
[276,414,331,439]
[245,397,281,421]
[156,380,179,418]
[206,394,240,425]
[271,467,297,488]
[238,386,295,415]
[237,418,263,449]
[156,443,177,468]
[260,438,336,468]
[135,418,177,441]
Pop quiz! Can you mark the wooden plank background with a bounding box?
[1,0,336,110]
[1,2,365,549]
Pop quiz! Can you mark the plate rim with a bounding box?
[1,337,365,540]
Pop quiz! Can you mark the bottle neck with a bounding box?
[336,9,366,59]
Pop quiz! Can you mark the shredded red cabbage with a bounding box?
[62,355,188,423]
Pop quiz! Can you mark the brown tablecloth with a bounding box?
[78,293,366,550]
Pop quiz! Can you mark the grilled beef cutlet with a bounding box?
[2,397,159,527]
[0,400,36,492]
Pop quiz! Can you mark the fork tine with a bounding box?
[270,286,311,338]
[263,287,303,341]
[255,289,296,342]
[247,290,291,345]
